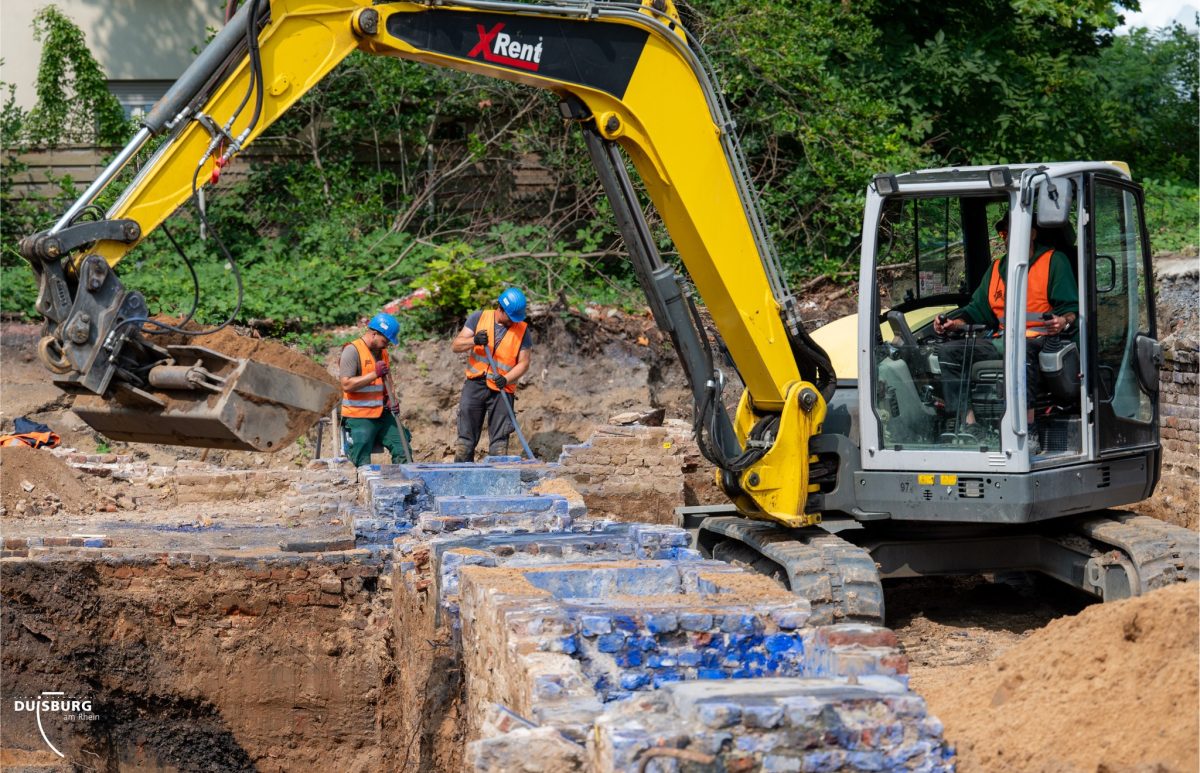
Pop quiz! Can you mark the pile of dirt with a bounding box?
[151,321,337,388]
[0,445,97,517]
[917,583,1199,772]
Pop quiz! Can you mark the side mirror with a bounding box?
[1036,176,1073,228]
[1134,334,1162,395]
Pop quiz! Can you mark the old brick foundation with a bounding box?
[2,457,952,771]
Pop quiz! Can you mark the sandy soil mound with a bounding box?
[919,583,1199,772]
[151,321,337,388]
[1,445,97,517]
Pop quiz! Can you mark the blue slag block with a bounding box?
[435,495,568,516]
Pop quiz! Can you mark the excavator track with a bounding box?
[699,516,885,626]
[1076,511,1199,594]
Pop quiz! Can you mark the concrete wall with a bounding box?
[0,0,223,110]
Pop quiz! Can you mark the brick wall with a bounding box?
[1157,267,1199,481]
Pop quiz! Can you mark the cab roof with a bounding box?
[891,161,1131,187]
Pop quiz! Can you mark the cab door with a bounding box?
[1086,176,1159,455]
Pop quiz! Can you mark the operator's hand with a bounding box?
[492,375,507,390]
[473,330,489,346]
[1043,314,1072,335]
[374,361,390,378]
[933,315,961,336]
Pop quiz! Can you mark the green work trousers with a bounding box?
[344,414,411,467]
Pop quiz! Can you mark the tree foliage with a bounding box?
[24,6,129,146]
[2,2,1195,326]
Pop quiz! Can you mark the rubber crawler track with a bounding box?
[701,517,885,626]
[1077,511,1200,593]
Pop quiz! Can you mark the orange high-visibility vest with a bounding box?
[342,338,389,419]
[464,309,527,394]
[988,248,1055,338]
[0,431,60,449]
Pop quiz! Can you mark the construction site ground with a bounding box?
[1,264,1197,771]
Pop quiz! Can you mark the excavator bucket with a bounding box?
[70,345,338,452]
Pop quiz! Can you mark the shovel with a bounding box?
[481,342,536,461]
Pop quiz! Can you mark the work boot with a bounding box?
[487,437,510,459]
[453,443,474,464]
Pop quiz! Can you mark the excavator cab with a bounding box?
[853,163,1161,519]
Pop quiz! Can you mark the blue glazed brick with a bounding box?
[645,613,678,633]
[652,670,683,688]
[729,634,765,654]
[700,651,723,668]
[581,615,613,637]
[697,668,728,680]
[616,650,644,668]
[612,614,638,632]
[619,672,650,690]
[720,613,759,634]
[744,651,768,668]
[559,635,579,655]
[679,613,713,632]
[597,633,627,653]
[765,633,802,653]
[633,636,658,652]
[677,651,702,667]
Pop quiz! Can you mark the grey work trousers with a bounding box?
[455,377,515,461]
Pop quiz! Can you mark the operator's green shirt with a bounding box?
[951,246,1079,328]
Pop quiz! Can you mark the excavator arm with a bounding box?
[20,0,835,526]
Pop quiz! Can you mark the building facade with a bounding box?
[0,0,224,118]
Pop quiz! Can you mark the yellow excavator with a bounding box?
[20,0,1196,621]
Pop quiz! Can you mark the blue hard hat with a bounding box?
[497,287,527,323]
[368,312,400,345]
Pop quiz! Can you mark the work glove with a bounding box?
[374,361,390,378]
[473,330,489,346]
[492,375,508,390]
[387,400,401,416]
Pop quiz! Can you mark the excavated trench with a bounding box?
[2,553,400,772]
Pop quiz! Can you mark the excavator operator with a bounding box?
[933,212,1079,453]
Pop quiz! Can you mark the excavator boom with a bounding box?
[22,0,834,523]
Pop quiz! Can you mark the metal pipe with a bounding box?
[50,127,152,234]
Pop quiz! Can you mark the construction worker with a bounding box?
[450,287,532,462]
[339,313,410,466]
[934,212,1078,453]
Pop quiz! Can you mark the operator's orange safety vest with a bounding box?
[988,248,1056,338]
[0,431,60,449]
[464,309,526,394]
[342,338,389,419]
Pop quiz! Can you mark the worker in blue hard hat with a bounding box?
[450,287,532,462]
[339,312,411,465]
